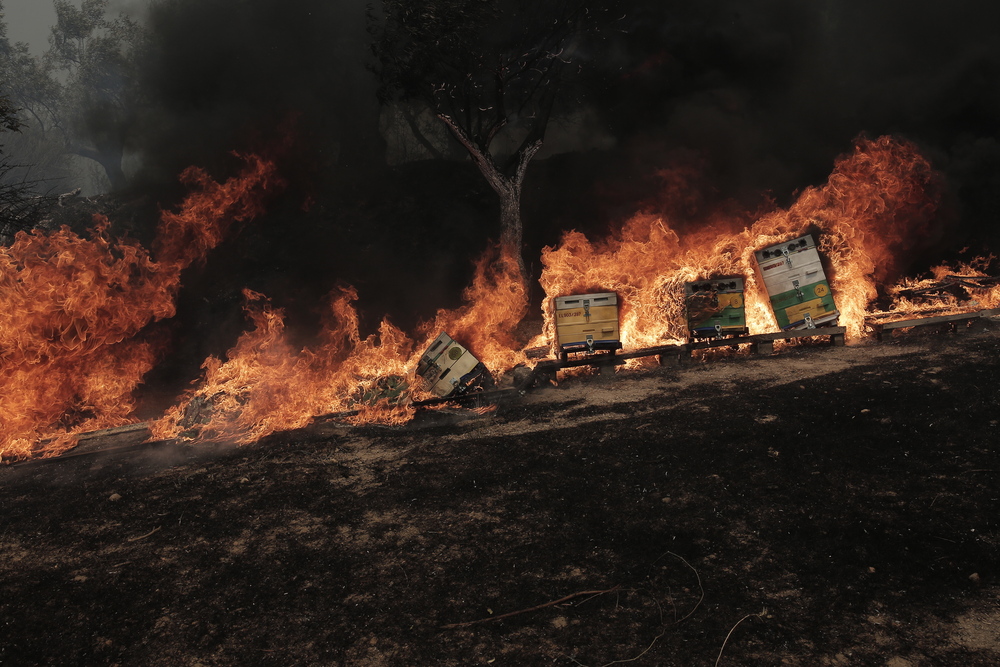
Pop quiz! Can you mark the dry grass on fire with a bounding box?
[2,323,999,666]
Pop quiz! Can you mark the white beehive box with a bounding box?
[415,332,485,398]
[753,234,839,329]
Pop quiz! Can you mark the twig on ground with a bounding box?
[715,608,766,667]
[666,551,704,622]
[441,585,621,629]
[578,551,705,666]
[126,526,161,542]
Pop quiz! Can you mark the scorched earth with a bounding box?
[1,324,999,666]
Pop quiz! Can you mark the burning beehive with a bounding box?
[684,276,748,340]
[415,332,491,398]
[9,134,996,464]
[753,234,839,330]
[554,292,622,359]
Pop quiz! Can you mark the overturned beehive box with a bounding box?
[554,292,622,360]
[415,332,492,398]
[753,234,839,330]
[684,276,749,340]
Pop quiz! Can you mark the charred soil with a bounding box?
[2,326,1000,666]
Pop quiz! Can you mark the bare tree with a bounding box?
[369,0,618,282]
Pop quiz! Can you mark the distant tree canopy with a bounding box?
[0,0,146,192]
[369,0,620,279]
[0,93,18,132]
[0,93,54,241]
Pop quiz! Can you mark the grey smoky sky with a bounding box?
[3,0,145,54]
[2,0,55,53]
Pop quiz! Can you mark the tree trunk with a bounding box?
[436,113,541,287]
[496,179,527,280]
[74,144,127,191]
[99,154,127,192]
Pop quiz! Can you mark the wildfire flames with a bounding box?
[0,154,279,461]
[538,135,944,348]
[149,287,416,442]
[877,258,1000,319]
[150,245,528,443]
[4,135,999,462]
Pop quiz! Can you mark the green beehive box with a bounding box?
[684,276,748,339]
[753,235,839,330]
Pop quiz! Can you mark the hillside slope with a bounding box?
[3,326,999,666]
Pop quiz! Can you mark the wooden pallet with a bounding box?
[870,308,1000,340]
[744,326,846,355]
[22,309,994,464]
[665,326,845,359]
[525,327,847,383]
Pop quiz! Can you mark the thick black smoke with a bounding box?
[137,0,382,192]
[126,0,1000,393]
[569,0,1000,252]
[135,0,1000,246]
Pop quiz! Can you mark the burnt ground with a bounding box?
[2,325,1000,666]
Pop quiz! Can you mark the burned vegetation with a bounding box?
[1,3,1000,665]
[2,323,999,665]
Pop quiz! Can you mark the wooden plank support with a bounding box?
[755,339,774,355]
[616,343,687,361]
[872,308,999,340]
[412,388,522,408]
[26,422,154,462]
[520,343,690,385]
[688,336,753,355]
[747,326,847,355]
[748,326,846,342]
[75,422,151,442]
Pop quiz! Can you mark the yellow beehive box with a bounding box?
[554,292,621,355]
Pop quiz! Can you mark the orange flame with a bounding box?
[150,287,416,443]
[150,244,529,444]
[875,256,1000,321]
[11,134,996,456]
[539,135,944,347]
[0,154,280,461]
[421,245,529,373]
